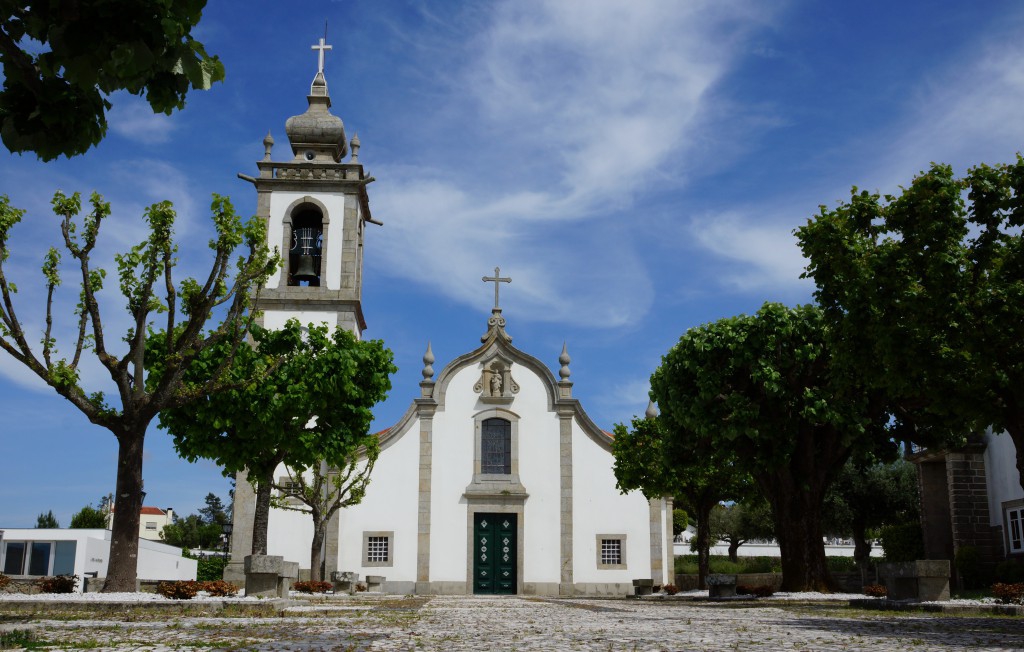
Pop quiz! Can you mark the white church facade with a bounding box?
[226,43,672,596]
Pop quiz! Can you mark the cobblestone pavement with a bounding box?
[5,595,1024,651]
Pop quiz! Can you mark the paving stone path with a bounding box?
[6,595,1024,651]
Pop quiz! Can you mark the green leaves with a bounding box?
[0,0,225,159]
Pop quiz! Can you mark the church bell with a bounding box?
[290,226,322,285]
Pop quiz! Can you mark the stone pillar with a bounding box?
[649,498,664,584]
[323,500,340,581]
[917,460,954,562]
[224,469,256,586]
[946,451,997,583]
[558,405,574,595]
[415,395,436,594]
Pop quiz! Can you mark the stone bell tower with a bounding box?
[238,36,379,339]
[226,39,380,586]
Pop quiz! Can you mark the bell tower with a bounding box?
[238,36,379,338]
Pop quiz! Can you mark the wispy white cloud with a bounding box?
[108,96,176,145]
[372,0,780,327]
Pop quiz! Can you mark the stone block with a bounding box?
[366,575,386,592]
[244,555,284,575]
[878,560,950,602]
[707,574,738,598]
[632,578,654,596]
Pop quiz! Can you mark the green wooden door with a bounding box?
[473,513,517,594]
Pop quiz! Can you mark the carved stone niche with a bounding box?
[474,357,519,404]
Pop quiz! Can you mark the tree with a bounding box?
[154,320,395,561]
[0,0,224,159]
[796,158,1024,486]
[0,192,276,591]
[708,498,775,562]
[650,303,894,591]
[70,504,109,529]
[823,457,920,565]
[161,513,221,549]
[272,440,381,581]
[198,493,228,527]
[35,510,59,528]
[612,414,747,589]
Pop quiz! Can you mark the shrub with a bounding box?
[292,580,333,594]
[157,580,200,600]
[826,556,858,573]
[878,523,924,562]
[0,574,11,591]
[863,584,887,598]
[955,546,987,589]
[992,582,1024,605]
[355,583,367,592]
[200,580,239,597]
[736,584,775,597]
[995,560,1024,584]
[36,575,77,593]
[662,584,679,595]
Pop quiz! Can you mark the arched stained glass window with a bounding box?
[481,418,511,474]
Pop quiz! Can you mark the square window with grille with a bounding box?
[366,536,389,563]
[601,539,622,565]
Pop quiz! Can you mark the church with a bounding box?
[226,42,673,596]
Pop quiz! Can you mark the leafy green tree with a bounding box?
[823,457,920,565]
[612,415,747,589]
[651,303,893,591]
[0,0,224,159]
[708,498,775,562]
[35,510,59,528]
[796,158,1024,486]
[672,508,689,538]
[70,504,109,529]
[0,192,276,591]
[161,513,221,549]
[198,493,228,527]
[154,320,395,560]
[272,440,381,581]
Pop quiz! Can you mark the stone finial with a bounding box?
[422,341,435,381]
[559,342,571,380]
[263,131,274,161]
[645,400,659,420]
[350,134,361,163]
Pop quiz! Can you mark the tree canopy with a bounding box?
[650,302,893,591]
[70,504,109,529]
[796,158,1024,485]
[708,498,775,563]
[0,0,224,159]
[154,320,396,558]
[0,191,276,591]
[35,510,59,528]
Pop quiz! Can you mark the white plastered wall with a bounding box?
[334,418,420,581]
[265,190,349,290]
[571,425,653,584]
[984,429,1024,528]
[261,310,342,331]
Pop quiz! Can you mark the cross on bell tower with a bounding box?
[482,266,511,309]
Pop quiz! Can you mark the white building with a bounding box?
[0,528,196,592]
[225,44,673,596]
[106,506,175,541]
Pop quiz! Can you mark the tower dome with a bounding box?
[284,69,348,163]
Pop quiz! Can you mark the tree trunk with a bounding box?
[771,482,834,592]
[251,470,273,556]
[102,431,145,592]
[695,501,712,590]
[851,519,872,566]
[310,521,325,582]
[728,540,740,563]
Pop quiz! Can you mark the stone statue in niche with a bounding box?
[474,361,518,401]
[490,372,503,396]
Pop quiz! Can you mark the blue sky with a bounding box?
[2,0,1024,527]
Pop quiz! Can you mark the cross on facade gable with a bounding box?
[312,37,332,73]
[482,266,511,309]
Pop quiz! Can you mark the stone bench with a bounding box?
[244,555,299,598]
[331,571,359,593]
[877,560,950,602]
[365,575,386,592]
[707,574,738,598]
[632,579,654,596]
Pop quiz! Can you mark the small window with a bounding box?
[481,418,511,474]
[595,534,627,569]
[1008,505,1024,554]
[28,542,52,576]
[145,522,157,531]
[362,531,394,567]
